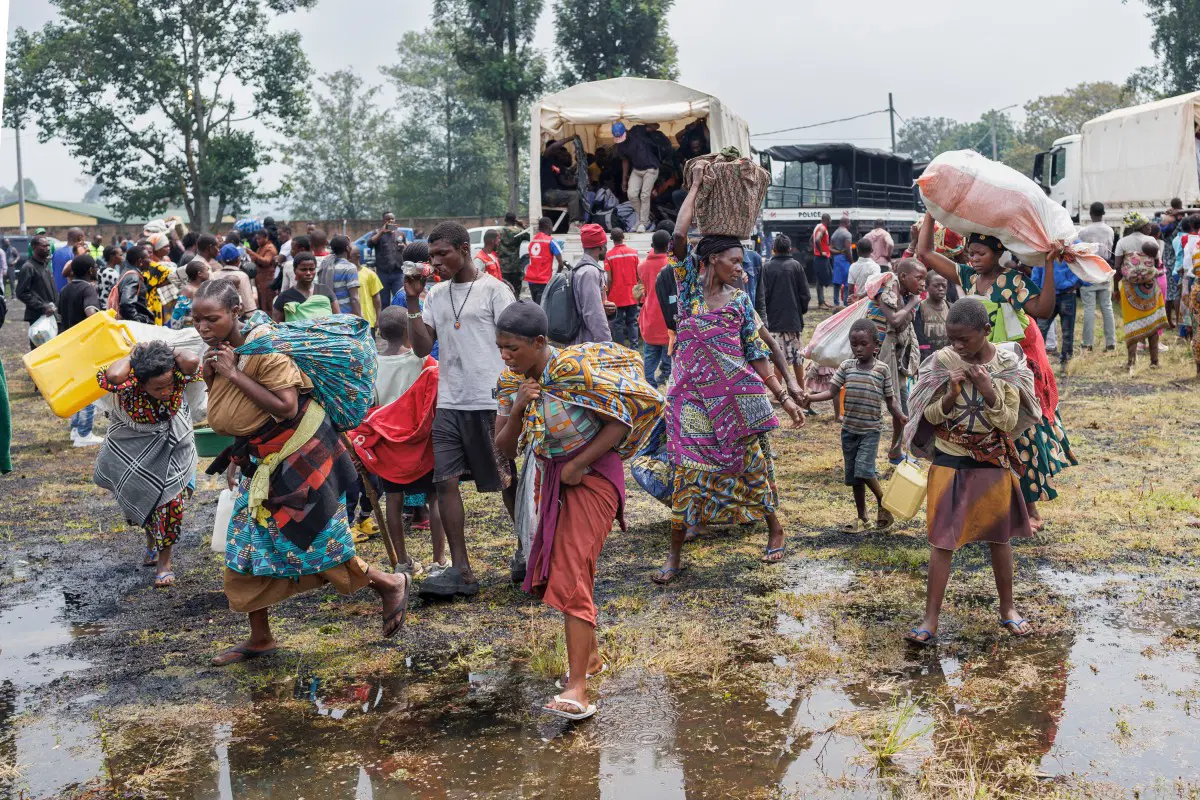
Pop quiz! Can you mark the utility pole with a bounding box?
[888,92,896,153]
[14,125,26,235]
[990,111,998,161]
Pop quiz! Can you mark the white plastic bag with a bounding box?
[28,314,57,347]
[513,445,539,562]
[211,488,234,552]
[802,272,893,368]
[917,149,1113,283]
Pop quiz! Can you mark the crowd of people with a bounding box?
[14,155,1197,722]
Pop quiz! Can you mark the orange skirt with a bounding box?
[537,472,618,626]
[223,556,370,614]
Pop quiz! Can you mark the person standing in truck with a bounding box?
[614,122,665,234]
[811,214,833,309]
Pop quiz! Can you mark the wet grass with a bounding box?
[2,310,1199,798]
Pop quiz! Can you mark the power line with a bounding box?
[755,136,893,142]
[753,109,889,138]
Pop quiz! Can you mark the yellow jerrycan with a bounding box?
[22,310,135,418]
[881,458,929,521]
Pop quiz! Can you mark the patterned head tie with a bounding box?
[966,232,1005,253]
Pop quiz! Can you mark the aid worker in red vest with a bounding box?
[473,229,504,283]
[604,226,641,348]
[526,216,565,304]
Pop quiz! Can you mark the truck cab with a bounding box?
[1032,134,1081,221]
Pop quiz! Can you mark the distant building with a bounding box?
[0,199,123,228]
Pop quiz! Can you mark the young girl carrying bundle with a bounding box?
[902,298,1042,644]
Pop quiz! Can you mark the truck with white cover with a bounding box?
[1033,92,1200,224]
[528,77,751,262]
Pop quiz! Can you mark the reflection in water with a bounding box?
[6,569,1200,798]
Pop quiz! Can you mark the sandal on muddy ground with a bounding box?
[555,663,609,689]
[761,545,786,563]
[540,695,596,721]
[382,574,411,639]
[651,566,687,585]
[1000,617,1033,638]
[395,558,423,577]
[153,571,175,589]
[876,509,895,532]
[839,519,869,534]
[905,628,937,647]
[142,546,158,567]
[211,644,279,666]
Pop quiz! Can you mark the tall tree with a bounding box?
[1126,0,1200,98]
[21,0,314,231]
[552,0,678,85]
[381,30,507,218]
[433,0,547,215]
[1022,81,1132,151]
[895,117,963,161]
[283,70,388,220]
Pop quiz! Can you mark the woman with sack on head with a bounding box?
[192,280,410,666]
[916,213,1076,533]
[653,162,805,585]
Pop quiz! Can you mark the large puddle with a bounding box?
[3,566,1198,798]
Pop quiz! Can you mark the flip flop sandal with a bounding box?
[905,628,937,647]
[395,559,424,577]
[651,566,687,585]
[1000,618,1033,638]
[211,644,278,666]
[153,571,175,589]
[876,513,895,533]
[142,546,158,567]
[556,663,609,690]
[761,545,786,563]
[839,520,868,533]
[540,695,597,721]
[382,574,411,639]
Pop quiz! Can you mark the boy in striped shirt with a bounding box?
[802,318,907,532]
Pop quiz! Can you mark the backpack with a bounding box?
[541,260,601,344]
[106,269,142,313]
[614,202,638,232]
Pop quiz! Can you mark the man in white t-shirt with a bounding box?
[404,221,516,598]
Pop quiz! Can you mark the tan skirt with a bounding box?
[223,556,370,614]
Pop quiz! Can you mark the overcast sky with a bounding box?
[2,0,1157,206]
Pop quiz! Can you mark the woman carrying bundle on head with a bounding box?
[902,297,1040,643]
[653,162,804,585]
[494,301,664,721]
[191,279,410,666]
[1113,212,1168,371]
[95,341,202,588]
[916,213,1076,533]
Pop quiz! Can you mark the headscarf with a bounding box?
[966,232,1005,253]
[694,235,742,263]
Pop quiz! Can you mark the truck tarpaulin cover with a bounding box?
[917,150,1113,284]
[1081,91,1200,209]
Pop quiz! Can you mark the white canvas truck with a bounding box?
[1033,91,1200,225]
[528,76,752,263]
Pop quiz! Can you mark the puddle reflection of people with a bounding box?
[654,168,803,583]
[901,298,1038,644]
[193,282,410,667]
[494,301,664,720]
[94,342,202,589]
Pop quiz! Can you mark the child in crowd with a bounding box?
[354,244,384,332]
[803,318,906,532]
[95,342,202,588]
[901,298,1038,644]
[914,272,952,358]
[351,306,446,576]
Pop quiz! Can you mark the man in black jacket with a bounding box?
[761,234,811,387]
[16,236,58,348]
[115,245,153,324]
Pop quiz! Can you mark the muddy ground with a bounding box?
[1,302,1198,799]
